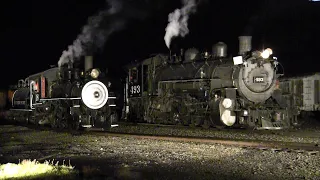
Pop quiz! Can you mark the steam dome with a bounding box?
[212,42,227,57]
[184,48,200,62]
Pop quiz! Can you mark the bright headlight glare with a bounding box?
[90,69,100,79]
[261,48,273,59]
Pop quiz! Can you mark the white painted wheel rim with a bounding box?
[81,80,108,109]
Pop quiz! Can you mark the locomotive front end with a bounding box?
[226,36,298,129]
[51,61,118,130]
[233,48,277,103]
[74,57,118,130]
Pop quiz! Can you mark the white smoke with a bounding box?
[58,0,124,67]
[164,0,197,49]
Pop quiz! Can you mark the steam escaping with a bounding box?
[164,0,197,49]
[58,0,125,67]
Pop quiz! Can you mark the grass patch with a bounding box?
[0,159,77,180]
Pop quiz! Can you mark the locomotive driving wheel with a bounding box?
[189,105,204,127]
[148,109,161,124]
[201,105,212,129]
[57,118,68,130]
[103,112,118,131]
[49,113,58,129]
[51,102,69,130]
[175,100,190,126]
[68,115,81,131]
[202,116,211,129]
[189,116,203,128]
[49,104,59,129]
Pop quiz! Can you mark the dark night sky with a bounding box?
[1,0,319,89]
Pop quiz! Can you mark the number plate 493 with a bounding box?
[130,85,141,94]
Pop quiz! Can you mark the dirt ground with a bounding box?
[1,121,320,180]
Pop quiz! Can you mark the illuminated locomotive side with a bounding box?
[123,36,299,129]
[7,56,118,130]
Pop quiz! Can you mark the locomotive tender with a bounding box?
[7,56,118,130]
[123,36,299,129]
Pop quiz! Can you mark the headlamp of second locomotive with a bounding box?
[81,80,108,109]
[222,98,233,109]
[90,69,100,79]
[261,48,273,59]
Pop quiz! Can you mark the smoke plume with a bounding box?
[164,0,197,49]
[58,0,130,67]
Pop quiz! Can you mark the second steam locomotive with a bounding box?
[123,36,299,129]
[6,56,118,130]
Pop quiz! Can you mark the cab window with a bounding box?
[130,68,138,83]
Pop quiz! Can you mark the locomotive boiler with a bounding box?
[7,56,118,130]
[123,36,299,129]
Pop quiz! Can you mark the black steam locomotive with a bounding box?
[122,36,299,130]
[6,56,118,130]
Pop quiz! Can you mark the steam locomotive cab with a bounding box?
[8,56,118,130]
[123,66,146,121]
[123,36,299,129]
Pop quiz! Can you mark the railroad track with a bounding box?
[83,129,320,156]
[3,121,320,155]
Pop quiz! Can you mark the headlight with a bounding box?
[243,110,248,116]
[222,98,233,109]
[261,48,273,59]
[90,69,100,79]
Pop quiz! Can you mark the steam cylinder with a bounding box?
[238,36,252,55]
[85,56,93,72]
[212,42,227,57]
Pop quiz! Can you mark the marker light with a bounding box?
[233,56,243,65]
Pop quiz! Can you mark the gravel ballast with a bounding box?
[108,122,320,145]
[1,125,320,180]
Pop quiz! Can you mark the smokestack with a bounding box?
[85,56,93,72]
[68,58,73,69]
[238,36,252,55]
